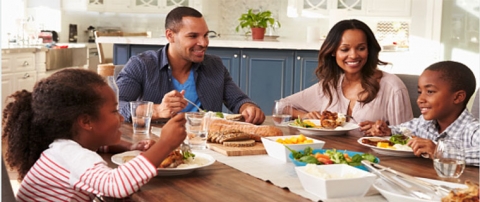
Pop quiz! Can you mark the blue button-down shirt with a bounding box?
[390,109,480,166]
[116,44,256,121]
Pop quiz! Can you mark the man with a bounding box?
[116,6,265,124]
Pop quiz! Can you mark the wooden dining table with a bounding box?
[102,117,479,202]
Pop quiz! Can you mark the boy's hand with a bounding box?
[359,120,391,136]
[407,137,436,159]
[130,139,156,151]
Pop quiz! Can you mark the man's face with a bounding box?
[167,16,209,63]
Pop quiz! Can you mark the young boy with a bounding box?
[360,61,479,166]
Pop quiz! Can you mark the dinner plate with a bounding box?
[111,150,216,176]
[288,149,379,171]
[357,137,415,157]
[288,119,359,136]
[374,177,467,202]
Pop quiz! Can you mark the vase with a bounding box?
[251,27,266,40]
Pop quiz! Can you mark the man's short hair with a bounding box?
[165,6,203,32]
[426,61,477,104]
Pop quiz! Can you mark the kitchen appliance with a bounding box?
[87,25,96,42]
[39,30,59,43]
[69,24,78,42]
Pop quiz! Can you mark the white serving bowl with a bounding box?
[295,164,376,199]
[261,135,325,162]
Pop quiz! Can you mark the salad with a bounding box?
[286,146,378,166]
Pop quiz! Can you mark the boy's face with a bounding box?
[417,70,461,121]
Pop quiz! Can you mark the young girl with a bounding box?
[2,68,187,201]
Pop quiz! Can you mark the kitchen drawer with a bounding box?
[2,52,36,73]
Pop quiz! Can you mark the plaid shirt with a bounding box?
[390,109,480,166]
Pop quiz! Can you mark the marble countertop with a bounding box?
[95,35,324,50]
[1,43,95,54]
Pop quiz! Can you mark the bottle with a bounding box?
[106,76,119,102]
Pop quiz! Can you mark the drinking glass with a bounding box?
[130,101,153,140]
[272,100,293,126]
[185,112,210,150]
[433,139,465,179]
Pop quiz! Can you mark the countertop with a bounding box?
[1,43,96,54]
[95,35,324,50]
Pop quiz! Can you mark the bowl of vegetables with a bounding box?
[287,147,379,171]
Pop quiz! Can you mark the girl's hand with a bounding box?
[130,139,156,151]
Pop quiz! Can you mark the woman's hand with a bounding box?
[359,120,391,136]
[130,139,156,151]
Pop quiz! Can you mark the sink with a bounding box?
[46,46,87,71]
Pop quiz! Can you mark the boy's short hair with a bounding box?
[425,61,476,105]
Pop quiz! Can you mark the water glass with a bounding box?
[433,139,465,179]
[272,100,293,126]
[185,112,210,150]
[130,101,153,136]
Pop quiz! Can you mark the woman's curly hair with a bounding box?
[2,68,107,180]
[315,19,388,107]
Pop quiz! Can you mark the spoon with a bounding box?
[184,98,206,112]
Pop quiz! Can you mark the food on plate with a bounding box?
[159,150,184,168]
[442,180,479,202]
[360,134,413,151]
[286,146,378,166]
[275,134,314,144]
[320,111,345,129]
[122,155,135,163]
[292,110,346,129]
[208,119,283,142]
[223,139,256,147]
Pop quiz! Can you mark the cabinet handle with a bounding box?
[242,55,246,58]
[297,56,301,60]
[23,61,29,66]
[233,54,238,58]
[22,73,30,79]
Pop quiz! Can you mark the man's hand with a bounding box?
[239,103,265,124]
[407,137,435,159]
[359,120,391,136]
[153,90,187,119]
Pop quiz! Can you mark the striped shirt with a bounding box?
[390,109,480,166]
[16,139,157,201]
[116,44,255,121]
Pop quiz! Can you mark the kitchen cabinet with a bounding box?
[288,0,411,18]
[1,52,38,108]
[86,0,203,13]
[113,45,318,113]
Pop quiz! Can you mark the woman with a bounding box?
[281,19,413,132]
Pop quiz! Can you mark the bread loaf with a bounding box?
[208,119,283,141]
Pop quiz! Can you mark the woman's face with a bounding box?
[91,85,124,146]
[334,29,369,74]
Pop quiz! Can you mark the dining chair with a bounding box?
[396,74,421,118]
[113,65,124,80]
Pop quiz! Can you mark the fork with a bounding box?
[344,114,358,123]
[180,142,192,154]
[184,97,206,112]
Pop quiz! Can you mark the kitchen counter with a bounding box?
[1,43,95,54]
[95,36,324,50]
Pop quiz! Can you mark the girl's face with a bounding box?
[335,29,369,74]
[417,70,458,121]
[91,85,124,146]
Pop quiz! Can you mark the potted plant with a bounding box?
[235,9,281,40]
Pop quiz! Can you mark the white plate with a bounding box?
[288,119,359,136]
[374,177,467,202]
[357,137,415,157]
[111,150,216,176]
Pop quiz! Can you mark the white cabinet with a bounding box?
[1,52,38,108]
[365,0,411,17]
[87,0,203,13]
[288,0,411,18]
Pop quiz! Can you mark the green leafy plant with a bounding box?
[235,9,281,34]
